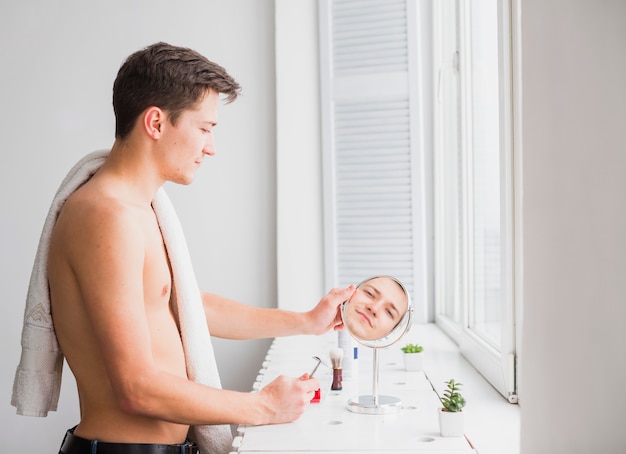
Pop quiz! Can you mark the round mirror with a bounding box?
[341,275,412,348]
[340,275,414,415]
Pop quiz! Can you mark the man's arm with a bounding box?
[201,286,356,340]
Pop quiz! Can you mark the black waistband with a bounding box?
[60,428,199,454]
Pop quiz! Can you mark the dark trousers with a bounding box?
[58,427,200,454]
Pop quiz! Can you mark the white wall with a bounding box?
[519,0,626,452]
[275,0,326,310]
[0,1,277,450]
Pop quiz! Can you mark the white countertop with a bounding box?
[232,329,477,453]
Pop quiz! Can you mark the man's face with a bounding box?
[157,90,220,185]
[345,277,408,341]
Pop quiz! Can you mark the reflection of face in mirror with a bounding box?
[344,276,409,341]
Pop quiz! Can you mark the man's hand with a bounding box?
[304,285,357,335]
[254,374,321,425]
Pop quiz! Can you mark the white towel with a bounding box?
[12,150,233,454]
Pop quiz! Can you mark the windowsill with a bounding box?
[239,323,518,453]
[407,323,520,454]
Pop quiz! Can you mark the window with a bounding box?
[433,0,517,401]
[318,0,518,401]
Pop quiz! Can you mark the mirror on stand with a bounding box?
[340,275,413,415]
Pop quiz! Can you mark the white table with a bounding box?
[232,332,477,453]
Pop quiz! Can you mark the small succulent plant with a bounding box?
[441,379,466,412]
[400,343,424,353]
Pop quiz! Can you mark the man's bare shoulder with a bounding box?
[63,178,142,220]
[52,179,150,262]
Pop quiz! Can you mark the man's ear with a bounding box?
[144,107,165,139]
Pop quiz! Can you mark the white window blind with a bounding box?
[319,0,429,318]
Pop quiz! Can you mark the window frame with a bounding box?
[433,0,518,402]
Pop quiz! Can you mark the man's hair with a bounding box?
[113,42,241,139]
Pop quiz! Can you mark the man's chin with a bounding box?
[170,174,196,186]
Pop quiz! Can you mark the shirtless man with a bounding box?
[48,42,355,453]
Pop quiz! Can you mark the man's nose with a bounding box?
[203,137,216,156]
[366,301,381,316]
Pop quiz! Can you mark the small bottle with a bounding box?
[337,331,353,379]
[352,346,359,380]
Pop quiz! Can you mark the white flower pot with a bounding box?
[403,352,423,371]
[438,408,465,437]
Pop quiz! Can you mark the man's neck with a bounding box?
[99,140,165,206]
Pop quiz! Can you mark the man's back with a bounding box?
[48,169,190,443]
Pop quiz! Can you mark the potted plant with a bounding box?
[400,343,424,371]
[438,378,467,437]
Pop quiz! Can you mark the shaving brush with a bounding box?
[330,347,344,390]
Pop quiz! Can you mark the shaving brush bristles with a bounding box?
[330,347,344,369]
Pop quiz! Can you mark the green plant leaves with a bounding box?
[441,378,466,412]
[400,343,424,353]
